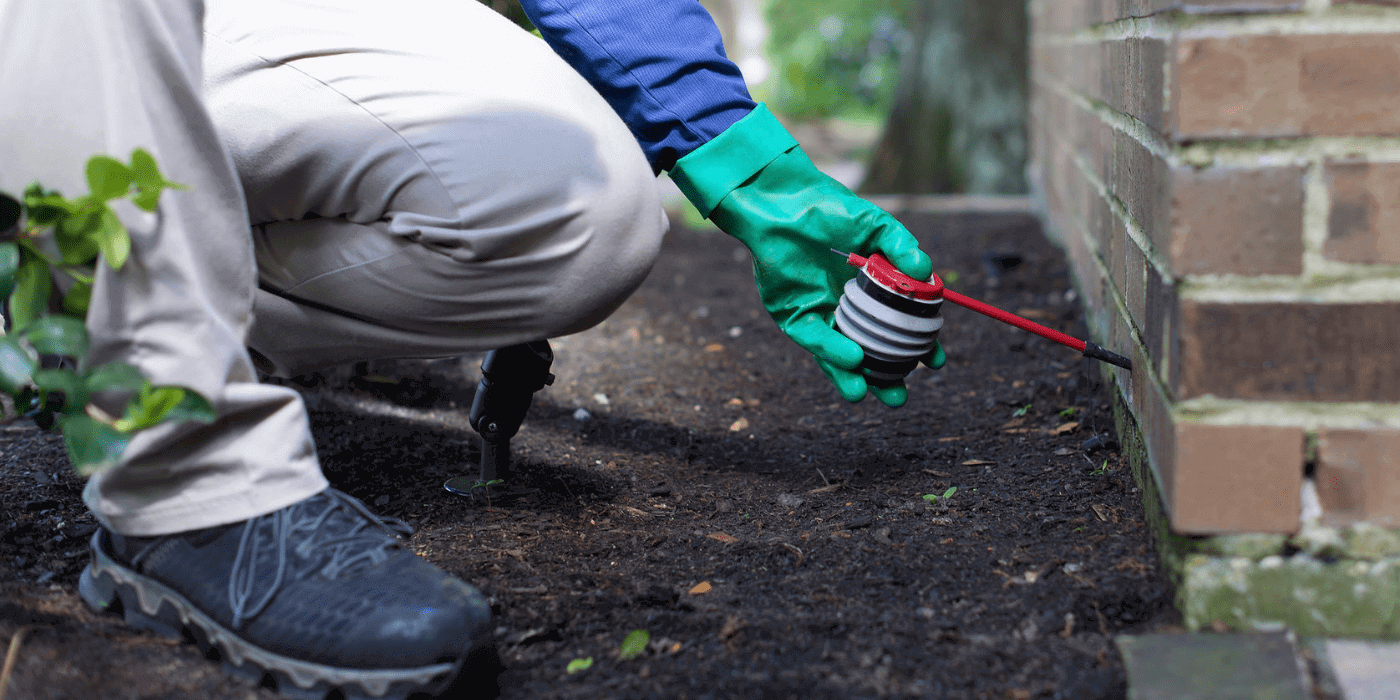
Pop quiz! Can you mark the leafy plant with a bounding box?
[618,629,649,661]
[0,151,213,474]
[922,486,957,502]
[1058,407,1076,419]
[765,1,911,121]
[566,657,593,674]
[472,478,504,490]
[1091,460,1109,476]
[1012,404,1032,418]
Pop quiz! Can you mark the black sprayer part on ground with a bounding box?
[836,251,1133,371]
[444,340,555,498]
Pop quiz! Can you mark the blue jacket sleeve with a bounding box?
[517,0,757,173]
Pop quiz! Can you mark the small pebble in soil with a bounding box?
[775,493,804,509]
[572,408,591,421]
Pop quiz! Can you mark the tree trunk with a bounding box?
[861,0,1028,195]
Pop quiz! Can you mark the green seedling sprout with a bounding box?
[922,486,957,502]
[566,657,593,674]
[1058,407,1076,419]
[619,629,649,661]
[1091,460,1109,476]
[472,478,504,490]
[1013,404,1032,418]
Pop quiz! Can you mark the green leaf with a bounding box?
[24,315,89,358]
[129,148,183,212]
[94,206,131,269]
[58,414,130,475]
[85,156,134,203]
[0,336,36,394]
[566,657,594,674]
[0,242,19,300]
[1012,404,1031,418]
[114,383,185,433]
[62,280,92,317]
[84,362,147,394]
[112,383,212,432]
[54,204,102,265]
[942,486,958,499]
[618,629,649,661]
[159,386,216,424]
[9,251,52,331]
[32,368,89,414]
[0,192,19,233]
[22,185,75,228]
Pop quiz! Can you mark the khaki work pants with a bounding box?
[0,0,666,536]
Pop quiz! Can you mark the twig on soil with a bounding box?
[816,468,831,487]
[0,626,35,700]
[1092,601,1110,635]
[777,542,804,567]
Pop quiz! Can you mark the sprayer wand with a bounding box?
[833,250,1132,371]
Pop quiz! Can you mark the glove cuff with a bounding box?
[668,103,798,218]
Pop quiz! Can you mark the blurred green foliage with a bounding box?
[764,0,910,122]
[478,0,536,31]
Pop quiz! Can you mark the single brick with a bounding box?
[1112,131,1171,252]
[1177,301,1400,402]
[1316,428,1400,527]
[1172,423,1303,533]
[1173,34,1400,139]
[1135,354,1178,508]
[1109,214,1128,296]
[1143,260,1178,390]
[1170,166,1306,276]
[1325,161,1400,265]
[1104,38,1168,132]
[1125,233,1148,323]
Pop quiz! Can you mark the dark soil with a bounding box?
[0,212,1177,700]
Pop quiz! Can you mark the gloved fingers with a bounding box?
[869,382,908,408]
[816,359,869,403]
[785,315,863,370]
[870,217,932,281]
[921,341,947,370]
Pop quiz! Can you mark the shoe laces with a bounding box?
[227,489,414,629]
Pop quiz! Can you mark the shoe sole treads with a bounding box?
[78,532,461,700]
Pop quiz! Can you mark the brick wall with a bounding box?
[1029,0,1400,534]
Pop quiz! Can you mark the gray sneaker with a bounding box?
[79,488,492,700]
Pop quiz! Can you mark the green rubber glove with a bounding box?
[669,104,943,407]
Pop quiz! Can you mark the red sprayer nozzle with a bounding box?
[834,251,1132,371]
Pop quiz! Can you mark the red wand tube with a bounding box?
[940,289,1132,370]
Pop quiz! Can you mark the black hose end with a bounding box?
[1083,342,1133,371]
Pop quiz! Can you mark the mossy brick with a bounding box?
[1181,554,1400,639]
[1192,533,1288,560]
[1344,524,1400,560]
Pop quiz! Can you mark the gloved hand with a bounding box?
[669,104,943,408]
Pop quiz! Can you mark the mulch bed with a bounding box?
[0,212,1176,699]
